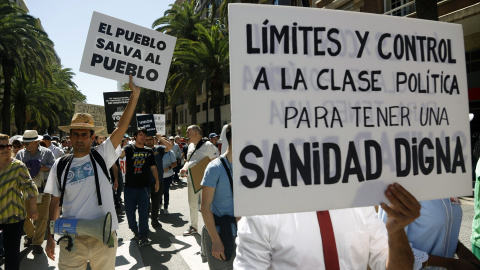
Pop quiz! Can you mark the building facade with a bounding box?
[165,0,480,137]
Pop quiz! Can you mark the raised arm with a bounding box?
[110,75,141,148]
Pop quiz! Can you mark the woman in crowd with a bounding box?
[0,134,38,270]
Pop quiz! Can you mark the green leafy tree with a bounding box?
[174,23,229,134]
[153,0,209,133]
[0,0,56,134]
[11,65,85,134]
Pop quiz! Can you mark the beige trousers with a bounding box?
[24,193,51,245]
[58,233,118,270]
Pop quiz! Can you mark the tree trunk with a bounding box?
[14,95,26,135]
[189,94,197,125]
[160,92,165,114]
[171,101,177,136]
[1,59,15,135]
[210,76,223,134]
[416,0,438,21]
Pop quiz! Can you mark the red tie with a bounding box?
[317,211,340,270]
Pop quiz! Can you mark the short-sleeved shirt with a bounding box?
[186,140,218,166]
[163,151,177,178]
[0,160,38,224]
[123,144,156,188]
[201,155,235,235]
[44,137,121,231]
[150,145,165,182]
[16,146,55,184]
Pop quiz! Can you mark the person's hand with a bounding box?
[29,209,38,220]
[155,181,159,192]
[114,179,118,190]
[380,183,420,234]
[46,236,56,260]
[128,75,141,95]
[212,240,226,261]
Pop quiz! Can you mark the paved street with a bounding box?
[3,177,208,270]
[0,181,477,269]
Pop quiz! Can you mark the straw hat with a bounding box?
[58,113,105,133]
[20,130,43,142]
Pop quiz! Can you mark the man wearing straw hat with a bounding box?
[44,75,141,269]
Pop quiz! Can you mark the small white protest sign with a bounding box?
[229,4,471,217]
[137,114,165,135]
[80,11,176,92]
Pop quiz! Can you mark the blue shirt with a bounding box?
[201,155,235,235]
[16,146,55,181]
[150,145,166,182]
[379,198,462,269]
[162,151,177,178]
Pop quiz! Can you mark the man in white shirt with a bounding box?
[44,75,141,269]
[180,125,218,236]
[234,183,421,269]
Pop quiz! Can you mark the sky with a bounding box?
[26,0,172,106]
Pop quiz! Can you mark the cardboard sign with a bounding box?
[138,114,165,135]
[229,4,472,216]
[80,11,176,92]
[188,157,211,193]
[103,91,137,134]
[74,102,108,137]
[136,114,157,137]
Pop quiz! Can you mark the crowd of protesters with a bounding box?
[2,77,480,270]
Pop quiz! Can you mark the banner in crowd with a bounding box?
[138,113,165,135]
[74,102,108,137]
[136,114,156,137]
[229,4,471,216]
[103,91,137,134]
[80,11,176,92]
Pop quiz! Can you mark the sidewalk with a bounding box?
[2,177,208,270]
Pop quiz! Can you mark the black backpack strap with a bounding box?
[89,153,103,206]
[57,154,74,208]
[91,149,111,183]
[220,156,233,195]
[188,139,206,162]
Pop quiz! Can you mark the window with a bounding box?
[384,0,414,16]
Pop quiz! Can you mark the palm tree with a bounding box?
[11,65,85,134]
[0,0,56,134]
[174,23,229,134]
[152,0,209,134]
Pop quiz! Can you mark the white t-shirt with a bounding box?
[186,140,218,166]
[45,137,121,231]
[234,207,389,270]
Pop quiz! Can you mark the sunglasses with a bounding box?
[0,144,12,150]
[13,145,22,149]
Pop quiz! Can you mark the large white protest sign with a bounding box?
[229,4,471,216]
[80,12,176,92]
[74,102,108,137]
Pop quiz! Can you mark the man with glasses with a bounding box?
[16,130,55,254]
